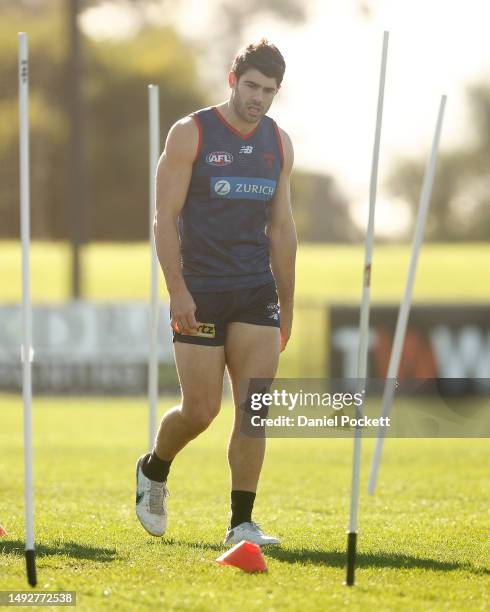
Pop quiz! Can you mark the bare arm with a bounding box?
[267,129,297,351]
[154,117,199,333]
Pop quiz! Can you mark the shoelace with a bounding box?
[148,482,168,515]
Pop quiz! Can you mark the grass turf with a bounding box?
[1,241,489,303]
[1,395,489,610]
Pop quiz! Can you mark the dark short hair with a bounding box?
[231,39,286,88]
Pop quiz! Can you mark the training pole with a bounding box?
[18,32,37,587]
[345,31,389,587]
[367,95,447,495]
[148,85,160,451]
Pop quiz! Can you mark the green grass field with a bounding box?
[1,396,489,611]
[1,243,489,608]
[1,241,489,303]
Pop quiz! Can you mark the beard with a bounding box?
[231,89,263,124]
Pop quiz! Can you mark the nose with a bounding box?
[252,89,264,104]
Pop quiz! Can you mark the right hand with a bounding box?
[169,286,199,334]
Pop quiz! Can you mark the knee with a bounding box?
[181,398,220,436]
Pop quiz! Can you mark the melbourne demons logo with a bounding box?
[263,152,276,169]
[206,151,234,166]
[266,303,280,321]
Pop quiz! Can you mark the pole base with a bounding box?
[344,531,357,586]
[25,549,36,587]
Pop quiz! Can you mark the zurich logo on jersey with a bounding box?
[206,151,234,166]
[214,179,231,195]
[211,177,276,201]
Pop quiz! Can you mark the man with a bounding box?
[135,39,296,546]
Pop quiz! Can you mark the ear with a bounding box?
[228,71,237,88]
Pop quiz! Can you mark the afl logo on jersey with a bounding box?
[206,151,234,166]
[214,179,231,195]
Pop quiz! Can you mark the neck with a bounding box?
[217,100,259,133]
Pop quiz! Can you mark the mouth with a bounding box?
[247,105,262,114]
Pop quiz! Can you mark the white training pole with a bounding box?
[345,30,389,587]
[18,31,37,588]
[367,95,447,495]
[148,85,160,451]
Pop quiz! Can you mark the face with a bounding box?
[229,68,279,124]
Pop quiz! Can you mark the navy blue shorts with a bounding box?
[172,282,280,346]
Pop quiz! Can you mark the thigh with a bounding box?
[225,322,280,404]
[174,342,226,416]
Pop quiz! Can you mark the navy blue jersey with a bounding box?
[179,106,284,292]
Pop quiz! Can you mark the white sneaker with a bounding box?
[135,455,169,536]
[224,521,280,546]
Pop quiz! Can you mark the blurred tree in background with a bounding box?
[291,171,360,242]
[85,26,204,240]
[12,0,488,245]
[388,85,490,241]
[1,0,356,244]
[0,0,205,241]
[216,0,307,61]
[0,0,67,240]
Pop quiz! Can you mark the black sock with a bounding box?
[141,450,172,483]
[230,490,256,528]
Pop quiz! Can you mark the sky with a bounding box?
[80,0,490,236]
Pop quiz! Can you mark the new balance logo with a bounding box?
[239,145,254,154]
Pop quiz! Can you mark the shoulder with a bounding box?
[164,114,201,163]
[272,122,294,174]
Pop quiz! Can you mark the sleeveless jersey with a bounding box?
[179,106,284,292]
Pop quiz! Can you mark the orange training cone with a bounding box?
[216,540,267,573]
[0,525,7,536]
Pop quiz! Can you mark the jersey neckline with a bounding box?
[212,106,262,141]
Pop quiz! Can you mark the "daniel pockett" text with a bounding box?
[250,415,391,428]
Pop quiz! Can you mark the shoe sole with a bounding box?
[224,536,280,547]
[135,456,165,537]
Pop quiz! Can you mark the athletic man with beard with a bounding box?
[135,39,296,546]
